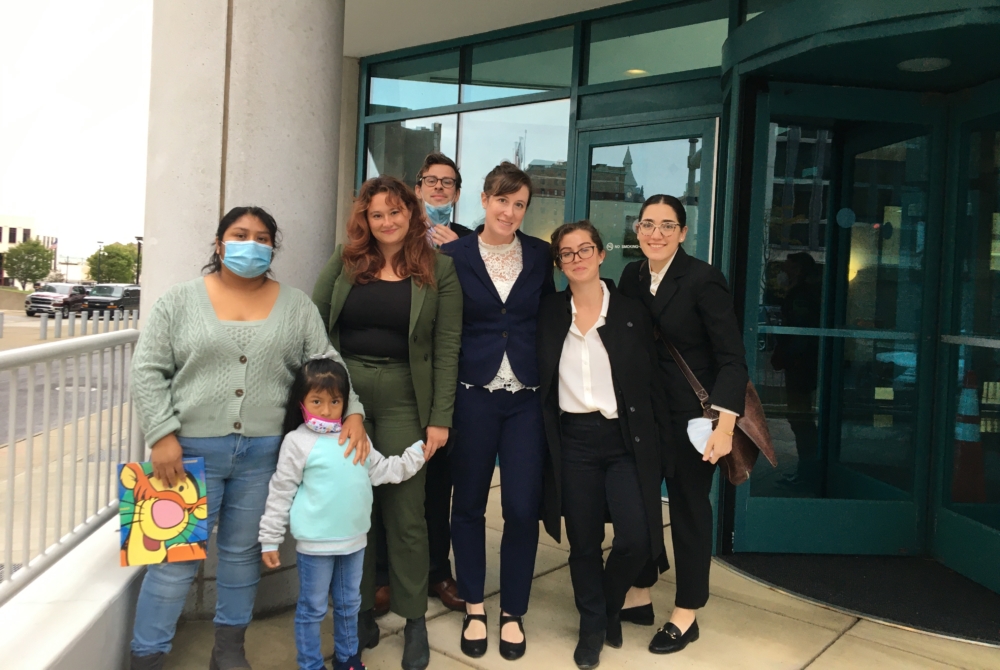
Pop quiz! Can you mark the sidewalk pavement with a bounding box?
[166,473,999,670]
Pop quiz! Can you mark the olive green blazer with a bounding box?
[312,246,463,429]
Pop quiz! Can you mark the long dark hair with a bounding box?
[282,357,351,435]
[638,194,687,227]
[203,206,281,275]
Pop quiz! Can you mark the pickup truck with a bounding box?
[25,283,89,317]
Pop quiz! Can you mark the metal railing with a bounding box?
[0,329,142,605]
[37,310,139,340]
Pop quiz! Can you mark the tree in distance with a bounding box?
[5,239,56,289]
[86,242,138,284]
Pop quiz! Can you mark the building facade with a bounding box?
[142,0,1000,616]
[0,215,58,286]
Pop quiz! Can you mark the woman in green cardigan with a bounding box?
[312,176,463,670]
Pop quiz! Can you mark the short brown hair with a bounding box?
[343,176,437,288]
[416,153,461,190]
[483,161,533,208]
[550,220,604,267]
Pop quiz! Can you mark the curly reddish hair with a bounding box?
[343,176,436,287]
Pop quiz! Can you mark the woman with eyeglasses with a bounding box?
[618,194,748,656]
[537,221,670,669]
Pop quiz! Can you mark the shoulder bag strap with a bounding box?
[663,340,713,413]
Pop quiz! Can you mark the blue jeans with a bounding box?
[295,549,365,669]
[130,434,282,656]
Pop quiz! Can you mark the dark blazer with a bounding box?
[537,281,670,556]
[442,230,555,387]
[311,247,463,428]
[619,246,748,426]
[450,222,474,238]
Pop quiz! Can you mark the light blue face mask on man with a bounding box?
[222,240,273,278]
[424,201,454,226]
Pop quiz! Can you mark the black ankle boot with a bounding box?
[402,616,429,670]
[606,612,623,649]
[129,652,165,670]
[357,608,380,650]
[574,631,604,669]
[209,625,251,670]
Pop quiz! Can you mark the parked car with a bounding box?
[25,283,89,317]
[77,284,140,317]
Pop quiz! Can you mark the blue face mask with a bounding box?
[424,201,454,226]
[222,241,273,278]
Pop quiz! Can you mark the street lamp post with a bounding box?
[135,236,143,284]
[96,241,103,283]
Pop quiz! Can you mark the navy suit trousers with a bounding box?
[450,384,546,615]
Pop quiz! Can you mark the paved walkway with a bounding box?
[167,477,999,669]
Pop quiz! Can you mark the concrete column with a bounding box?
[142,0,347,619]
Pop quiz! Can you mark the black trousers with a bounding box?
[636,417,716,609]
[375,436,455,587]
[561,412,651,634]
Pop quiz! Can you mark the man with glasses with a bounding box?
[415,152,473,247]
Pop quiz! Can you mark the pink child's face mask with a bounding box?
[300,403,342,434]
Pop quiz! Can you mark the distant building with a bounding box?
[0,215,58,286]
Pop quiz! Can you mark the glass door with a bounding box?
[735,88,945,553]
[572,119,718,281]
[934,111,1000,592]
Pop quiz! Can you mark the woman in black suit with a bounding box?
[537,221,669,669]
[618,194,748,655]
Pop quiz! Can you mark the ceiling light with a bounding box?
[624,69,648,77]
[897,57,951,73]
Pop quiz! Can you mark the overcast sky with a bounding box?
[0,0,153,260]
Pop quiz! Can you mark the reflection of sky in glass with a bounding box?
[460,84,547,104]
[369,78,458,113]
[456,99,570,225]
[591,139,700,199]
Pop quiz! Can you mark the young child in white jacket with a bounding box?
[258,356,428,670]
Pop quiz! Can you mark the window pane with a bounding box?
[589,138,707,282]
[369,52,459,115]
[586,0,728,85]
[456,99,571,241]
[746,0,795,22]
[462,27,574,103]
[366,115,458,185]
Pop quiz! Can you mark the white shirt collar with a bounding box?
[649,252,677,296]
[570,280,610,322]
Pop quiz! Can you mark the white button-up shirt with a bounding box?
[558,281,618,419]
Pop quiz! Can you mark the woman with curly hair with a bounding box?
[312,175,463,670]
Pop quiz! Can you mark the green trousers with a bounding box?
[345,355,429,620]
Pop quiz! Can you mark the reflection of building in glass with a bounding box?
[367,121,443,184]
[521,159,567,242]
[589,148,647,258]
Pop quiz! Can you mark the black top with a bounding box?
[339,279,411,360]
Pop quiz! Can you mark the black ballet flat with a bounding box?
[648,619,699,655]
[460,613,488,658]
[499,614,526,661]
[619,603,655,626]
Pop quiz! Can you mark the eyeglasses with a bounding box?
[636,220,681,236]
[558,245,597,264]
[418,176,457,189]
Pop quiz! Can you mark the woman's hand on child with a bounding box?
[340,414,371,464]
[261,551,281,569]
[424,426,449,460]
[150,434,185,487]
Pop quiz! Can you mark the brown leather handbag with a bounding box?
[663,341,777,486]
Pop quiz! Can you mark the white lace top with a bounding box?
[475,236,533,393]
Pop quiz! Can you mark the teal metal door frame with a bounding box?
[733,82,948,554]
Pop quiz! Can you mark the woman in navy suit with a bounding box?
[441,161,554,661]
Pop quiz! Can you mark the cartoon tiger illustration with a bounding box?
[119,462,209,566]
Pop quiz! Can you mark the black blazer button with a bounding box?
[412,334,418,342]
[629,406,635,412]
[501,308,507,314]
[502,331,508,338]
[634,436,640,442]
[627,321,633,327]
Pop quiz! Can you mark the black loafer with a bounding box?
[499,614,526,661]
[573,631,604,669]
[605,613,622,649]
[460,613,488,659]
[620,603,655,626]
[649,619,699,654]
